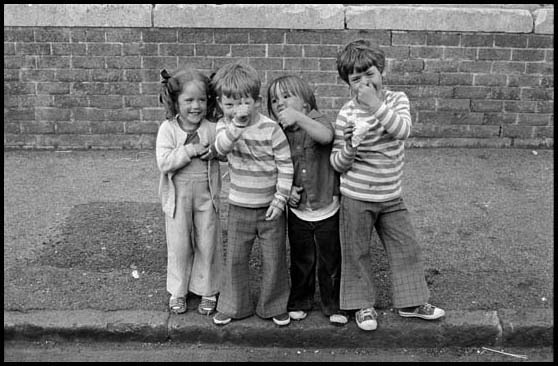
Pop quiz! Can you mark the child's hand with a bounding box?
[199,144,215,160]
[265,205,282,221]
[185,143,208,158]
[288,186,304,208]
[343,124,354,143]
[357,82,382,112]
[277,107,302,129]
[232,105,251,127]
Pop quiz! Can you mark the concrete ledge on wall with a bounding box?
[345,5,533,33]
[3,4,152,27]
[153,4,345,29]
[4,4,553,34]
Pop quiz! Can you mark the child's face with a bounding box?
[177,82,207,126]
[218,95,261,125]
[348,65,384,97]
[270,87,308,118]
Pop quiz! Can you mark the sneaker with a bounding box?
[398,303,445,320]
[169,296,187,314]
[288,310,307,320]
[329,313,349,326]
[213,312,232,325]
[198,296,217,315]
[272,313,291,326]
[355,307,378,331]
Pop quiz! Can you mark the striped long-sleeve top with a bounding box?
[215,113,293,211]
[330,90,411,202]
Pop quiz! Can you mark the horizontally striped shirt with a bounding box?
[215,113,293,210]
[330,90,411,202]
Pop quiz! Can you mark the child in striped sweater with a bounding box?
[330,39,445,331]
[210,62,294,327]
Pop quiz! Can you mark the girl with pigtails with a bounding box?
[156,67,223,316]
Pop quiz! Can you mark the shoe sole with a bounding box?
[213,318,231,325]
[398,311,445,320]
[272,318,291,326]
[198,308,215,316]
[170,308,187,314]
[356,321,377,331]
[288,313,307,321]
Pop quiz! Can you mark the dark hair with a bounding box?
[210,62,261,101]
[159,67,217,121]
[266,75,318,120]
[336,39,385,84]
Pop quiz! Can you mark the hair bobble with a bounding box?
[161,69,172,84]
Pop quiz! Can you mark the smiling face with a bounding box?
[177,81,207,128]
[269,85,308,118]
[348,65,384,98]
[218,94,260,125]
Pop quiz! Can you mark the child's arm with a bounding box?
[277,108,333,145]
[265,124,293,220]
[329,109,357,174]
[214,119,246,156]
[155,122,206,175]
[360,89,412,141]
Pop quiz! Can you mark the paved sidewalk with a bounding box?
[3,148,553,347]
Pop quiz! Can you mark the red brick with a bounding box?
[527,35,553,49]
[483,113,517,125]
[4,42,15,55]
[231,45,266,57]
[248,57,282,71]
[540,76,553,88]
[474,74,507,87]
[315,84,350,98]
[490,87,521,100]
[392,31,426,46]
[249,30,284,44]
[526,63,553,75]
[5,82,35,95]
[143,29,177,43]
[4,122,20,134]
[124,95,159,108]
[501,125,533,138]
[106,29,142,43]
[142,56,177,69]
[479,48,512,61]
[437,98,470,112]
[52,43,87,56]
[458,61,491,73]
[142,108,165,121]
[286,30,321,44]
[72,56,105,69]
[74,108,106,121]
[89,121,125,134]
[124,121,160,134]
[195,44,231,57]
[122,69,143,82]
[439,73,473,86]
[471,100,503,112]
[140,82,164,95]
[391,59,424,72]
[426,32,460,46]
[418,111,483,125]
[382,46,410,59]
[16,42,51,55]
[71,29,105,42]
[123,43,158,56]
[4,108,34,120]
[521,88,553,101]
[297,71,338,85]
[507,75,542,88]
[411,97,436,111]
[55,121,90,134]
[461,34,493,47]
[20,121,55,134]
[494,34,528,48]
[284,58,320,71]
[410,46,443,59]
[503,101,536,113]
[89,95,124,109]
[178,56,214,70]
[468,124,500,138]
[269,45,303,58]
[91,69,124,82]
[319,58,337,72]
[37,82,69,95]
[35,29,70,42]
[106,56,142,69]
[303,45,338,58]
[444,47,476,60]
[53,95,88,108]
[105,109,140,121]
[517,113,551,126]
[159,43,195,57]
[35,107,71,121]
[21,70,55,82]
[512,49,545,62]
[533,126,553,138]
[215,30,249,44]
[536,101,554,114]
[492,62,526,74]
[87,43,122,56]
[4,28,34,42]
[178,29,214,44]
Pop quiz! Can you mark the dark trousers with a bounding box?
[287,209,342,316]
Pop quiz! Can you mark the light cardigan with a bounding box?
[156,117,221,218]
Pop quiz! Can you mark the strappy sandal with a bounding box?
[169,296,187,314]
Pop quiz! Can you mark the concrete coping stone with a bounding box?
[3,4,553,34]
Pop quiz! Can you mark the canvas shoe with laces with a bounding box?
[272,312,291,326]
[329,312,349,326]
[355,307,378,331]
[398,303,445,320]
[198,296,217,315]
[213,312,232,325]
[288,310,307,320]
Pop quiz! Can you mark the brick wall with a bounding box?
[3,4,554,149]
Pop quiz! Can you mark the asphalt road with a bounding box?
[4,340,554,362]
